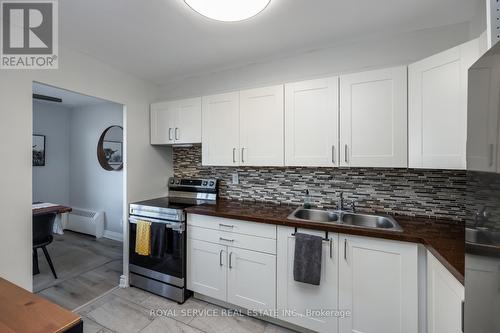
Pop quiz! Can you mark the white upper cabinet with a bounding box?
[150,101,176,145]
[467,51,500,172]
[202,86,285,167]
[239,85,284,166]
[340,66,408,168]
[175,98,202,144]
[409,39,479,169]
[150,97,202,145]
[339,234,418,333]
[285,77,339,167]
[202,92,240,166]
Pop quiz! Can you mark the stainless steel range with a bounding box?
[129,177,217,303]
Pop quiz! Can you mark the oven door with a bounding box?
[129,216,185,287]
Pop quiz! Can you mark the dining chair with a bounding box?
[33,213,58,279]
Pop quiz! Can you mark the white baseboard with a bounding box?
[103,230,123,242]
[119,274,129,288]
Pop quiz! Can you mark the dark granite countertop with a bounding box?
[186,200,465,284]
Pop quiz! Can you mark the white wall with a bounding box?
[0,46,171,290]
[69,103,123,236]
[158,22,475,99]
[32,101,71,205]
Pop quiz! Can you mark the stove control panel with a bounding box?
[168,177,218,191]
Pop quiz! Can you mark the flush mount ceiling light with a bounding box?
[184,0,271,22]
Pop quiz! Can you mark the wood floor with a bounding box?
[77,287,296,333]
[33,231,123,310]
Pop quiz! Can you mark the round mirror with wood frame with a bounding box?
[97,125,123,171]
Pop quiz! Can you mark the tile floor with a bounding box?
[77,287,297,333]
[34,231,123,310]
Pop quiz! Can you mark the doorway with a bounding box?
[31,82,125,310]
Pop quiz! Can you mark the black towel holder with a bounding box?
[291,227,329,241]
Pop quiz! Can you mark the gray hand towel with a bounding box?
[293,232,323,285]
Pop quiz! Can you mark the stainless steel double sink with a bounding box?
[287,207,403,232]
[466,227,500,247]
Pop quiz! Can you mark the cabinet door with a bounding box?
[467,58,500,172]
[227,247,276,312]
[285,77,339,167]
[465,254,500,332]
[175,97,202,144]
[428,251,464,333]
[240,85,284,166]
[202,92,240,166]
[409,39,479,169]
[187,238,227,301]
[339,234,418,333]
[340,66,407,168]
[150,101,176,145]
[277,226,339,333]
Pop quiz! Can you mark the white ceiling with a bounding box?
[59,0,482,86]
[32,82,112,108]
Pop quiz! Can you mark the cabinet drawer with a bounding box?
[187,214,277,239]
[188,225,276,255]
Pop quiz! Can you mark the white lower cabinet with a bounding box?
[465,254,500,332]
[186,216,277,313]
[187,216,465,333]
[187,238,227,301]
[428,251,464,333]
[338,234,418,333]
[277,226,339,333]
[227,246,276,311]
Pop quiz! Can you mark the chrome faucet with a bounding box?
[337,191,356,212]
[337,192,344,211]
[473,207,490,228]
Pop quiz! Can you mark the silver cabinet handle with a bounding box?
[344,145,349,163]
[344,238,348,261]
[175,128,179,140]
[241,147,245,163]
[219,249,223,266]
[489,143,494,167]
[229,252,233,269]
[329,238,333,259]
[168,128,173,141]
[219,223,234,228]
[219,237,234,243]
[332,145,335,164]
[232,148,236,163]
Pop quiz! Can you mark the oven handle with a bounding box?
[129,216,185,233]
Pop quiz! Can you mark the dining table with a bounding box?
[33,202,72,216]
[0,277,83,332]
[32,203,72,235]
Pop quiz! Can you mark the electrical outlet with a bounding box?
[232,173,239,185]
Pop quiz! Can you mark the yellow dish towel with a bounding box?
[135,220,152,256]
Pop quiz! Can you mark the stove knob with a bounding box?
[170,179,175,184]
[175,179,180,184]
[209,181,215,187]
[202,181,208,186]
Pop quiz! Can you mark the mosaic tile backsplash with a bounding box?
[173,146,467,222]
[466,171,500,228]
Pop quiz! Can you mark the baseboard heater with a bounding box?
[65,208,105,238]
